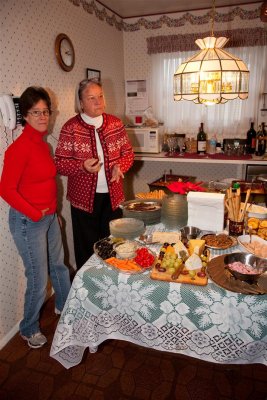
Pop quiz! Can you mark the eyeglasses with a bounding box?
[27,110,51,117]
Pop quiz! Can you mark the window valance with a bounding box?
[147,28,267,54]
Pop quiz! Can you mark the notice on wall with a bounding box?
[125,79,148,115]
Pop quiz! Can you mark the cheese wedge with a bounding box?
[185,253,202,270]
[188,239,205,256]
[173,240,189,257]
[152,231,181,244]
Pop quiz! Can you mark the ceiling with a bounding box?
[96,0,260,18]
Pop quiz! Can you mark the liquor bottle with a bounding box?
[255,123,266,156]
[246,122,256,154]
[197,122,207,154]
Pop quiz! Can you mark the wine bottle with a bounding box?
[246,122,256,154]
[255,123,266,156]
[197,123,207,154]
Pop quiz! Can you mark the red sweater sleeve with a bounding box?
[1,144,43,221]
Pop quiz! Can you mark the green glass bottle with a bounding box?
[197,122,207,154]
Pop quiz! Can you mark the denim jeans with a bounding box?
[9,208,71,337]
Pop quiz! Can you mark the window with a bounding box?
[150,46,267,139]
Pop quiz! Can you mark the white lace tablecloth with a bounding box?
[50,225,267,369]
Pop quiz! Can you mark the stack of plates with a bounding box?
[109,218,145,240]
[120,200,162,225]
[161,194,188,229]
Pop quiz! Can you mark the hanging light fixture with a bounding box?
[173,0,249,105]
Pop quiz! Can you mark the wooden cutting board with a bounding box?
[150,266,208,286]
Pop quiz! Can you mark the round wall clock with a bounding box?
[55,33,75,72]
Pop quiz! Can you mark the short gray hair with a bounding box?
[75,78,103,113]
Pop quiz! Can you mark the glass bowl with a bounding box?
[113,240,138,259]
[109,217,145,239]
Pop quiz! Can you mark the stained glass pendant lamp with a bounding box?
[173,0,249,105]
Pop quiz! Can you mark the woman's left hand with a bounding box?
[111,164,124,183]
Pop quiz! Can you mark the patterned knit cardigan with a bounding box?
[55,113,134,213]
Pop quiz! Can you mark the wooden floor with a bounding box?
[0,295,266,400]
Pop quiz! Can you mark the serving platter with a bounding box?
[122,200,161,212]
[94,237,155,275]
[201,233,237,250]
[207,255,267,295]
[237,234,267,259]
[120,200,162,225]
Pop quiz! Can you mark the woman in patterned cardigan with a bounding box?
[55,79,134,269]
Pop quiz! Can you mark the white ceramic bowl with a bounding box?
[237,234,267,259]
[246,204,267,219]
[113,240,138,259]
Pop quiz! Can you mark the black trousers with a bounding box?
[71,193,122,269]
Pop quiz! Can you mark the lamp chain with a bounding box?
[211,0,216,36]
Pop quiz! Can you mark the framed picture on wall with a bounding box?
[86,68,101,82]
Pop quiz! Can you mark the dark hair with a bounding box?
[19,86,51,126]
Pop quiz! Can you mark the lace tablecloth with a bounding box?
[50,226,267,369]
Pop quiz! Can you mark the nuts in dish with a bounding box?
[201,234,235,249]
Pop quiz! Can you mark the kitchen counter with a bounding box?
[134,152,267,165]
[124,153,267,200]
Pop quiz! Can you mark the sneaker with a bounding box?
[21,332,47,349]
[55,308,61,315]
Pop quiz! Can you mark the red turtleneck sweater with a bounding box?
[0,124,57,221]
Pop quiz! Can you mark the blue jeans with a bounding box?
[9,208,71,337]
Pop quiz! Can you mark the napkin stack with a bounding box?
[187,192,225,231]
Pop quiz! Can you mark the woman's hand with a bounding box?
[83,158,102,173]
[41,208,49,218]
[111,164,124,183]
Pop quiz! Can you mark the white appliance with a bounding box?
[126,126,163,153]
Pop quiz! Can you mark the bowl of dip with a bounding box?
[113,240,139,259]
[224,252,266,284]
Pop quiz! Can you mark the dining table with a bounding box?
[50,224,267,369]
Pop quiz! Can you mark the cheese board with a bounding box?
[150,240,209,286]
[150,266,208,285]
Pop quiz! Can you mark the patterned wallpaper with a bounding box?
[0,0,263,347]
[123,3,264,100]
[0,0,125,347]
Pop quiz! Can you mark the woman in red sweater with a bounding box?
[0,87,71,349]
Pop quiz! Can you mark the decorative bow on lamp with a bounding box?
[173,0,250,105]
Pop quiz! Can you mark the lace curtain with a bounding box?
[150,46,267,140]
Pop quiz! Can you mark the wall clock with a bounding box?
[55,33,75,72]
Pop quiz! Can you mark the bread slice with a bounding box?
[152,231,181,244]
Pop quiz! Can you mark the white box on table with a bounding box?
[187,192,225,232]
